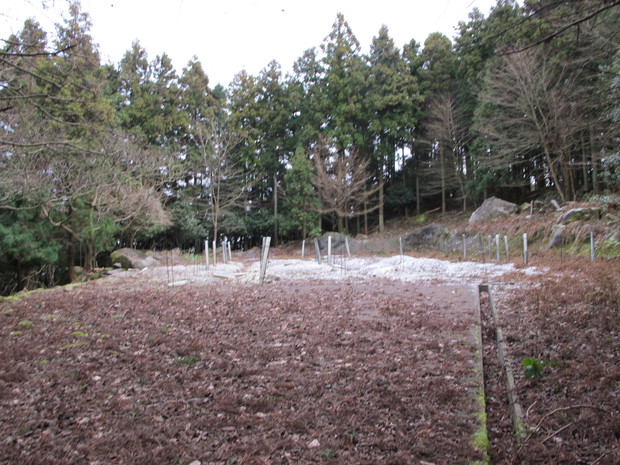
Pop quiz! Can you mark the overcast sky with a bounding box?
[2,0,500,87]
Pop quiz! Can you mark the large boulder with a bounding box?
[469,197,518,224]
[110,248,160,269]
[403,223,445,247]
[317,232,348,252]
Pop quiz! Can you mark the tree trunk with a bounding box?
[581,134,589,193]
[363,199,368,235]
[273,174,278,246]
[415,171,420,216]
[378,175,385,233]
[590,126,599,194]
[67,238,76,283]
[440,145,446,215]
[16,259,24,292]
[84,239,94,272]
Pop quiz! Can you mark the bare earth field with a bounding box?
[1,255,618,464]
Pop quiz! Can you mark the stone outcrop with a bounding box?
[403,223,445,247]
[110,249,159,269]
[558,208,601,225]
[110,249,185,269]
[469,197,518,224]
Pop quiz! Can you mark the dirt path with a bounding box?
[1,259,494,464]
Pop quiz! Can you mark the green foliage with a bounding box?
[244,209,275,241]
[283,146,320,238]
[0,203,61,267]
[600,154,620,192]
[176,355,201,366]
[385,183,415,210]
[523,357,544,379]
[169,201,207,247]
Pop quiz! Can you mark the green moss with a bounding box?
[71,331,88,338]
[414,214,428,224]
[62,342,88,350]
[17,319,36,329]
[597,238,620,257]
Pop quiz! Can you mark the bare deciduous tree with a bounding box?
[475,48,587,202]
[425,94,471,213]
[312,136,380,232]
[193,116,247,240]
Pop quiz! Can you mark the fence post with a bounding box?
[523,233,528,266]
[301,240,305,259]
[495,234,501,263]
[259,237,271,284]
[590,232,596,262]
[222,238,227,264]
[212,240,217,267]
[314,238,321,264]
[463,234,467,259]
[345,237,351,258]
[504,235,509,259]
[204,239,209,270]
[327,235,332,265]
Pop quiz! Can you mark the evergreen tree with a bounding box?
[283,146,320,239]
[367,25,421,228]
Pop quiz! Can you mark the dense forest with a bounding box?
[1,0,619,293]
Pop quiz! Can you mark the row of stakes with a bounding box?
[299,231,598,266]
[166,231,599,285]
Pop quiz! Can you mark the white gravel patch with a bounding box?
[104,254,540,286]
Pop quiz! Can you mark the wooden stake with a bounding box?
[523,233,528,266]
[259,237,271,284]
[301,240,305,259]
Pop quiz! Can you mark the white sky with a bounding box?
[2,0,499,87]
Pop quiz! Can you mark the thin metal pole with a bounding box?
[495,234,500,263]
[327,235,332,265]
[462,234,467,259]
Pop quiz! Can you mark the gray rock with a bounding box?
[558,208,601,225]
[469,197,518,224]
[403,223,445,247]
[110,248,160,269]
[317,232,348,252]
[520,202,532,213]
[548,224,566,248]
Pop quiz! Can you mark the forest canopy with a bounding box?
[1,0,619,293]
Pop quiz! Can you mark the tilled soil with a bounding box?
[1,276,485,465]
